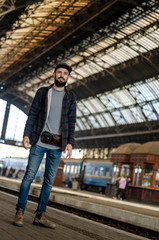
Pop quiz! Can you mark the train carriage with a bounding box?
[81,159,113,193]
[62,158,83,187]
[1,157,113,194]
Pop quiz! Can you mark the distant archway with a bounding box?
[0,99,27,144]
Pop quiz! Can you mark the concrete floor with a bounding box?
[0,191,150,240]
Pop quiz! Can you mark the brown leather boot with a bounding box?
[13,208,24,227]
[33,212,56,229]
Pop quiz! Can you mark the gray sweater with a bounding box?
[37,87,65,149]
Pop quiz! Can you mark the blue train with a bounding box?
[0,157,113,193]
[63,158,113,193]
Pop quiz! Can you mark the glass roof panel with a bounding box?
[76,118,87,131]
[98,94,112,111]
[83,97,106,113]
[85,62,103,74]
[76,76,159,131]
[75,125,80,131]
[111,110,127,125]
[66,77,76,84]
[136,36,158,50]
[81,117,91,129]
[70,56,83,63]
[0,0,91,74]
[96,114,108,128]
[82,100,97,113]
[75,67,90,78]
[67,12,159,81]
[128,85,142,103]
[88,115,100,128]
[27,91,36,98]
[12,3,158,92]
[70,72,83,80]
[107,93,123,108]
[107,50,122,64]
[98,39,114,48]
[150,30,159,42]
[82,51,91,57]
[152,102,159,116]
[120,108,137,124]
[100,54,118,66]
[88,44,103,53]
[147,79,159,97]
[103,113,115,126]
[130,106,146,122]
[109,48,133,62]
[120,45,138,58]
[99,94,120,111]
[135,83,156,101]
[142,103,158,121]
[78,102,90,115]
[109,89,136,107]
[76,107,83,117]
[89,97,106,111]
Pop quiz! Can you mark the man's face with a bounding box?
[53,67,69,87]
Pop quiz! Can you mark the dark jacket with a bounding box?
[23,84,76,151]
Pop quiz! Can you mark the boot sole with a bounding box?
[33,221,56,229]
[13,222,23,227]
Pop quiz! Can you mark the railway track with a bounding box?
[0,186,158,240]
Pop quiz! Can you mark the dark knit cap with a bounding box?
[55,63,72,73]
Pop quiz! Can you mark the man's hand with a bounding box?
[22,136,30,149]
[64,144,72,159]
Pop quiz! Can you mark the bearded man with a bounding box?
[13,63,76,229]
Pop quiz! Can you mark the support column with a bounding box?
[118,162,122,176]
[1,102,10,140]
[151,164,157,188]
[129,163,133,179]
[139,163,144,186]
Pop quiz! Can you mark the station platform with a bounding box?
[0,190,151,240]
[0,177,159,237]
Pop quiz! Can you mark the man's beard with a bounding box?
[55,78,67,87]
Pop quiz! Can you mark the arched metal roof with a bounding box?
[0,0,159,148]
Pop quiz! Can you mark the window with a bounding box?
[5,104,27,141]
[155,168,159,188]
[66,165,70,173]
[91,167,94,175]
[133,165,142,185]
[77,165,80,174]
[112,164,119,183]
[99,167,104,176]
[70,165,74,173]
[94,167,98,175]
[74,165,78,174]
[105,168,110,177]
[155,168,159,181]
[64,165,67,173]
[142,165,153,187]
[121,164,129,177]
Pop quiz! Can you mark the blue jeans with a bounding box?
[16,145,62,213]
